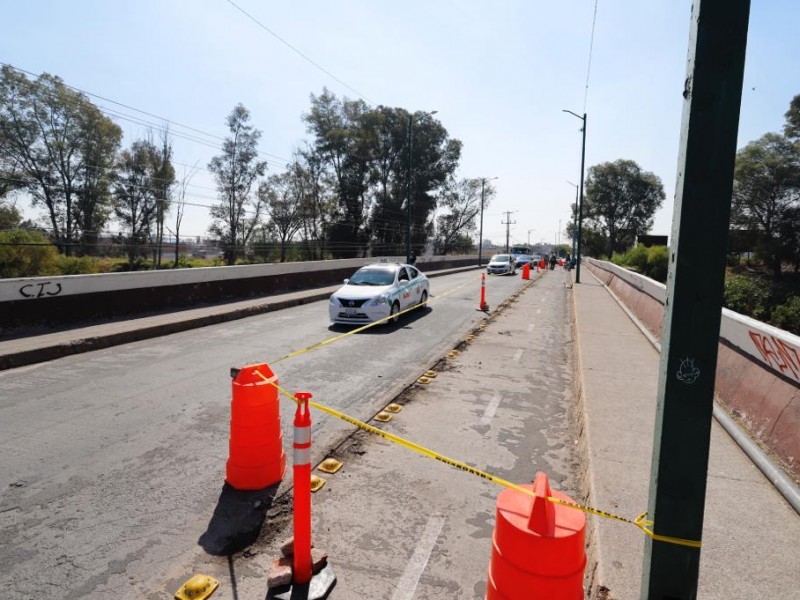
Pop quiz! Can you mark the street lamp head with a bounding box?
[562,109,584,121]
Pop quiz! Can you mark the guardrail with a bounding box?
[584,258,800,479]
[0,255,478,329]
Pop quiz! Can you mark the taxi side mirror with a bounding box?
[343,278,349,284]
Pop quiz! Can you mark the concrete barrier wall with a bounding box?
[1,255,478,329]
[585,258,800,478]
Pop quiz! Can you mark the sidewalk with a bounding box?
[574,270,800,599]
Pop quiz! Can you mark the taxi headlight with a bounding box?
[329,295,339,306]
[369,294,388,307]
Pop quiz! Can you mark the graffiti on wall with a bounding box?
[18,282,62,299]
[748,331,800,382]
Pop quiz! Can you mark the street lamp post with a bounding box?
[563,110,586,283]
[406,110,438,263]
[567,181,578,260]
[478,176,498,266]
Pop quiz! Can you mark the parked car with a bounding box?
[487,254,516,275]
[514,254,533,268]
[329,263,429,325]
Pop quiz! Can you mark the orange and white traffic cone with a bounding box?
[480,273,490,311]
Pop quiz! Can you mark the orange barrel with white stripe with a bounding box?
[225,364,285,490]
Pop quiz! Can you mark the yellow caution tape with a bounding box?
[271,274,482,365]
[252,370,701,549]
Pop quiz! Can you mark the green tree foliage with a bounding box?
[208,104,267,265]
[0,229,60,277]
[0,200,22,229]
[435,178,489,255]
[0,66,122,255]
[304,89,461,257]
[114,136,172,267]
[771,296,800,335]
[584,159,665,257]
[259,170,305,262]
[723,273,772,320]
[611,243,669,282]
[731,133,800,277]
[785,94,800,140]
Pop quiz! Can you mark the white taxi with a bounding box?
[329,263,430,325]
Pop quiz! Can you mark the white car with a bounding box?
[487,254,516,275]
[329,263,430,325]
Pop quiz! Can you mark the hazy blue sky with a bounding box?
[2,1,798,248]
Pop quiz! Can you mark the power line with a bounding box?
[583,0,600,112]
[0,61,293,166]
[225,0,377,105]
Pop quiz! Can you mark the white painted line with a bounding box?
[480,393,503,425]
[512,349,524,363]
[527,323,535,332]
[391,514,446,600]
[536,308,541,315]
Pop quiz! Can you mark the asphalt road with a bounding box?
[0,269,528,600]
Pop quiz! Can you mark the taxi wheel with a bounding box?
[419,290,428,306]
[389,301,400,325]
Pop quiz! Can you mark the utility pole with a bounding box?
[501,211,516,253]
[641,1,750,598]
[563,110,587,283]
[406,110,438,263]
[478,177,498,266]
[527,229,534,246]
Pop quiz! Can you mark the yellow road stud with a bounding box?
[375,411,393,422]
[385,403,403,413]
[174,574,219,600]
[417,376,432,384]
[317,458,343,474]
[310,474,326,492]
[423,370,437,378]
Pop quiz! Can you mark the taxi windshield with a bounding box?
[349,268,396,286]
[491,255,510,263]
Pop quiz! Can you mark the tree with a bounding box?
[584,159,665,257]
[169,161,199,268]
[150,128,175,268]
[259,170,305,262]
[73,105,122,256]
[0,66,121,256]
[304,89,373,258]
[295,147,335,260]
[113,138,162,266]
[435,178,488,255]
[785,94,800,140]
[0,200,22,229]
[732,133,800,277]
[208,104,267,265]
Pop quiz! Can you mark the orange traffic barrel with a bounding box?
[226,363,285,490]
[486,472,586,599]
[521,263,531,280]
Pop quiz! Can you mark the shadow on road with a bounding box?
[327,305,433,335]
[199,482,280,556]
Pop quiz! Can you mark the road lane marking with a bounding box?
[527,324,535,332]
[512,349,524,363]
[480,393,503,425]
[536,308,541,315]
[391,515,446,600]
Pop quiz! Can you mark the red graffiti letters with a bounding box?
[748,331,800,382]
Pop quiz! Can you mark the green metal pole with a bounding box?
[641,1,750,598]
[575,113,586,284]
[406,114,413,264]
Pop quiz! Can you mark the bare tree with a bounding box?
[435,178,488,255]
[167,161,199,268]
[260,170,306,262]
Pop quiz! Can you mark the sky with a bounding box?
[2,0,799,250]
